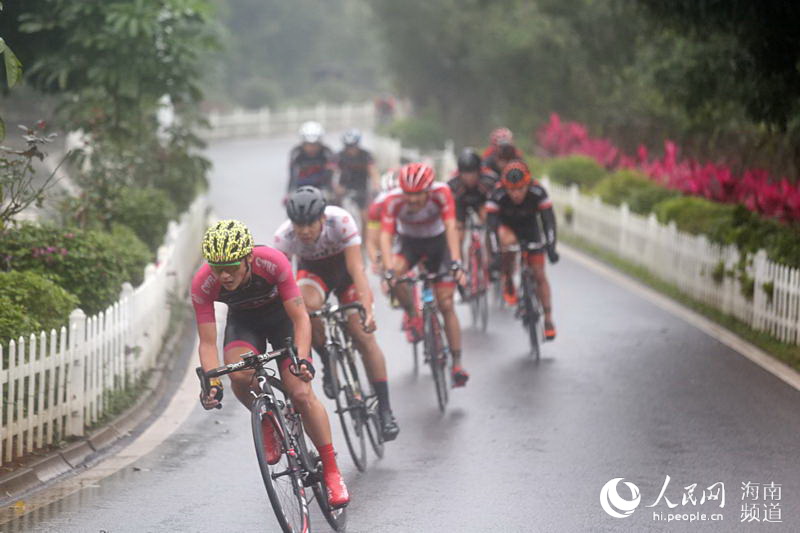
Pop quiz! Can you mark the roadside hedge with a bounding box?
[592,169,681,215]
[0,271,79,340]
[111,186,177,253]
[0,224,150,315]
[544,155,608,189]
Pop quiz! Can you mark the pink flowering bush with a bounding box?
[538,113,800,223]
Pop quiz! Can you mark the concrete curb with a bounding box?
[0,315,195,504]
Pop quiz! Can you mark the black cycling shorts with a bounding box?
[223,303,293,356]
[397,233,454,283]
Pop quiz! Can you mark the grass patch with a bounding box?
[560,231,800,372]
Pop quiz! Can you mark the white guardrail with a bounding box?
[545,179,800,345]
[0,196,209,464]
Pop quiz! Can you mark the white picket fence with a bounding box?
[202,101,376,141]
[0,196,209,464]
[546,179,800,345]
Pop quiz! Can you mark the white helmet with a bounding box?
[342,128,362,146]
[299,121,324,143]
[380,169,399,192]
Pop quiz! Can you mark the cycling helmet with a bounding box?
[299,121,324,143]
[286,186,327,224]
[202,219,254,265]
[500,160,531,190]
[342,128,362,146]
[490,127,513,146]
[398,162,435,193]
[457,148,482,173]
[380,169,399,192]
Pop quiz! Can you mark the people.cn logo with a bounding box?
[600,478,641,518]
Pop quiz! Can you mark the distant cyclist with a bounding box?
[447,147,498,246]
[335,128,379,230]
[365,169,399,274]
[274,187,400,440]
[288,121,336,196]
[191,220,349,508]
[381,163,470,386]
[482,127,525,177]
[486,161,559,340]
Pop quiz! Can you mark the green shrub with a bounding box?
[0,223,150,315]
[526,156,547,180]
[654,196,739,243]
[592,169,680,214]
[544,155,608,189]
[111,186,177,252]
[0,271,79,335]
[385,114,446,151]
[0,299,41,344]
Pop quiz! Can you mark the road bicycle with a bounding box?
[462,208,489,332]
[309,302,384,472]
[197,341,346,533]
[392,272,452,412]
[505,242,547,361]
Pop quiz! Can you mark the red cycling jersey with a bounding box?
[381,182,455,238]
[191,245,300,324]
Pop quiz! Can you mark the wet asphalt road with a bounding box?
[4,134,799,533]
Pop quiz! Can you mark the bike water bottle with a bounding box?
[422,286,434,304]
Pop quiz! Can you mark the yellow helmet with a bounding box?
[201,219,254,265]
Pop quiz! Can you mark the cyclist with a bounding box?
[447,147,498,245]
[191,220,349,508]
[335,128,379,231]
[481,127,514,159]
[287,121,336,196]
[483,127,525,177]
[274,187,400,440]
[365,169,399,274]
[486,161,559,340]
[380,162,470,387]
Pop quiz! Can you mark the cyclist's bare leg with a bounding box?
[347,312,387,382]
[531,261,553,322]
[279,363,333,448]
[389,254,414,316]
[224,345,260,409]
[498,225,518,293]
[299,284,326,350]
[434,284,462,365]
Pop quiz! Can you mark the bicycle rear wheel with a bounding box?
[251,393,310,533]
[424,309,449,412]
[331,345,368,472]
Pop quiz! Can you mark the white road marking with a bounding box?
[561,243,800,392]
[0,338,200,523]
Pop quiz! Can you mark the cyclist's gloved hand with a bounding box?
[200,377,223,410]
[547,246,560,264]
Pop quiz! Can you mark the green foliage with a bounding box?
[592,169,680,214]
[0,223,150,315]
[385,113,446,151]
[110,187,177,252]
[0,299,39,344]
[654,196,738,241]
[0,270,78,335]
[544,156,608,189]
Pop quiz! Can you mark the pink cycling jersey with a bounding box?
[191,245,300,324]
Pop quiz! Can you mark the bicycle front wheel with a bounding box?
[424,309,449,412]
[521,272,542,361]
[251,395,310,533]
[331,346,368,472]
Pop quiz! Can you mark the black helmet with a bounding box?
[457,147,481,173]
[286,186,327,224]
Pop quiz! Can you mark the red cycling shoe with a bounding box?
[452,366,470,388]
[324,469,350,509]
[261,413,283,465]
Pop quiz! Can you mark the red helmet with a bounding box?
[399,162,436,193]
[490,127,513,146]
[501,160,531,190]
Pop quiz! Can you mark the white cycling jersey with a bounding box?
[273,205,362,260]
